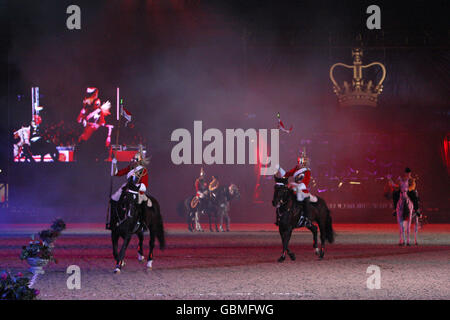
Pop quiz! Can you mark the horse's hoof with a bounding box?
[314,248,320,256]
[146,260,153,269]
[319,250,325,259]
[138,253,145,262]
[277,256,286,263]
[114,268,121,274]
[288,253,296,261]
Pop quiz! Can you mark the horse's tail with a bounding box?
[150,197,166,250]
[156,211,166,250]
[325,208,335,244]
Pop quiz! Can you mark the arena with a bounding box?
[1,223,448,300]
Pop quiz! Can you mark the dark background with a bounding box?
[1,0,449,224]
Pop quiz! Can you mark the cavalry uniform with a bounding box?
[111,151,152,207]
[276,148,315,227]
[13,125,31,159]
[195,168,208,199]
[77,87,113,146]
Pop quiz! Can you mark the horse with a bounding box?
[110,184,165,273]
[395,190,418,246]
[208,184,240,232]
[30,136,59,162]
[178,191,214,232]
[272,176,335,261]
[388,185,422,246]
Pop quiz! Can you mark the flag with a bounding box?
[121,106,132,126]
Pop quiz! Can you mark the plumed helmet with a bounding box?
[86,87,99,99]
[297,147,309,168]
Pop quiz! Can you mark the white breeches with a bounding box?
[289,182,317,202]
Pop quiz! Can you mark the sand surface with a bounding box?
[1,224,449,300]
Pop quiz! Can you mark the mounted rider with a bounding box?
[106,149,151,230]
[276,148,315,227]
[389,167,420,217]
[191,167,208,209]
[209,175,220,196]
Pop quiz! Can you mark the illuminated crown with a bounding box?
[329,48,386,107]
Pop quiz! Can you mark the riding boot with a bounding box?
[298,197,312,227]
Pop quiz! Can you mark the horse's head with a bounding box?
[228,184,240,200]
[118,189,140,220]
[272,176,290,208]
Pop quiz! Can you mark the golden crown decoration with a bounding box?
[329,48,386,107]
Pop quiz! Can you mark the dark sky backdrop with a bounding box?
[1,0,449,223]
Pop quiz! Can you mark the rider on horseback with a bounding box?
[276,148,314,227]
[390,167,420,217]
[192,167,208,208]
[106,149,151,230]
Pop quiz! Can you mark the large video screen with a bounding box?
[12,87,145,163]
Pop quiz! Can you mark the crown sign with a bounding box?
[329,48,386,107]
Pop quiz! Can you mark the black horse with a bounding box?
[272,176,335,261]
[110,183,165,273]
[178,192,212,232]
[30,136,59,162]
[208,184,240,232]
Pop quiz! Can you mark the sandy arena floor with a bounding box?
[0,223,449,300]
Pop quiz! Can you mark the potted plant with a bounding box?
[19,218,66,284]
[0,271,39,300]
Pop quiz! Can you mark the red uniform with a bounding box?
[284,165,311,193]
[116,165,148,190]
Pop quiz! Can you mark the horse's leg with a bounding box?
[115,235,132,273]
[146,226,156,269]
[317,219,326,259]
[307,224,319,255]
[208,210,213,232]
[225,209,230,232]
[217,209,224,232]
[215,210,220,232]
[195,210,203,232]
[137,231,145,262]
[111,231,120,264]
[414,216,419,245]
[187,207,193,232]
[406,213,412,246]
[397,207,405,245]
[278,226,292,262]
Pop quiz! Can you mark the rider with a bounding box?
[209,175,220,193]
[77,87,113,147]
[106,149,151,230]
[390,168,420,217]
[13,122,32,161]
[195,167,208,200]
[276,148,313,227]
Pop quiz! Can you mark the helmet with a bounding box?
[297,147,309,168]
[86,87,98,99]
[132,146,149,166]
[199,167,205,178]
